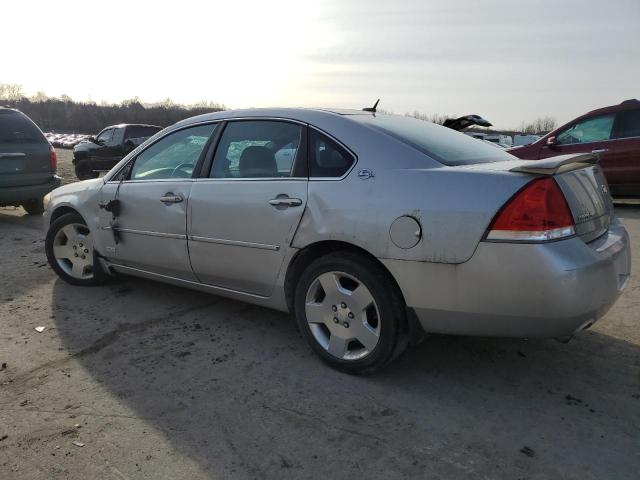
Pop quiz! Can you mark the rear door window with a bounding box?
[614,109,640,139]
[125,126,161,140]
[0,112,46,144]
[210,121,303,178]
[556,114,615,145]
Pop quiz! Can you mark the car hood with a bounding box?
[50,177,103,199]
[73,140,98,152]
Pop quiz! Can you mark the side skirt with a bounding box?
[106,263,290,312]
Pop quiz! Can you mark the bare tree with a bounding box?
[0,82,24,101]
[406,111,450,125]
[519,116,557,134]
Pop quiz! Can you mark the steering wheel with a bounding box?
[170,163,194,178]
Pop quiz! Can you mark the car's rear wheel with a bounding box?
[294,251,407,374]
[75,159,98,180]
[22,198,45,215]
[45,212,107,286]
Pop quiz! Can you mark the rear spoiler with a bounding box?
[509,153,599,175]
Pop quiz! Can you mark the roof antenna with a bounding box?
[363,99,380,113]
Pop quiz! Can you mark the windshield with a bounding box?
[0,112,46,144]
[354,115,515,166]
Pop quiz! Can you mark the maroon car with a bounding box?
[509,99,640,195]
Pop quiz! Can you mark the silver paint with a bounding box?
[44,108,632,340]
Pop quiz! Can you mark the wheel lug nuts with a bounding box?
[333,317,339,324]
[332,305,337,312]
[348,312,354,319]
[343,322,350,328]
[84,249,89,253]
[341,302,347,308]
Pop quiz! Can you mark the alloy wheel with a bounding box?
[52,223,95,280]
[305,271,381,360]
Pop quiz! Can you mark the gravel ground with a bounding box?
[0,152,638,479]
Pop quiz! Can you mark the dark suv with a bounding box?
[509,99,640,195]
[73,124,162,179]
[0,107,60,214]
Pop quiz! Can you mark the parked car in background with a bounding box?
[513,134,541,146]
[43,108,630,373]
[0,107,60,214]
[484,134,513,147]
[73,124,162,180]
[509,99,640,195]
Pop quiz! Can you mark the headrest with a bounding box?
[239,146,277,177]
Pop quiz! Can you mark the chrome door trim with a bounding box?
[101,226,187,240]
[189,235,280,251]
[194,177,307,183]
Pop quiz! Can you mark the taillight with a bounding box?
[49,145,57,172]
[486,177,575,242]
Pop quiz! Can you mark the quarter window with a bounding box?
[556,115,614,145]
[129,124,216,180]
[210,121,302,178]
[309,129,354,177]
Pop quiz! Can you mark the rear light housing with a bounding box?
[49,145,57,172]
[486,177,575,242]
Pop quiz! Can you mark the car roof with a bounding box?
[172,107,375,128]
[102,123,163,130]
[0,106,23,115]
[584,98,640,117]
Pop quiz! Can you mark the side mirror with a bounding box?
[546,136,557,147]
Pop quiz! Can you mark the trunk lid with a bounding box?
[510,153,613,243]
[461,153,613,243]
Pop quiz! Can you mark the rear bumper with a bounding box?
[383,219,631,338]
[0,176,61,205]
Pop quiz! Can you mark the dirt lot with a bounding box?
[1,152,639,479]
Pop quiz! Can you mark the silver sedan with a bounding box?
[43,108,631,373]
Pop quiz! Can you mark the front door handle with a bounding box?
[160,192,184,204]
[269,197,302,207]
[591,148,609,154]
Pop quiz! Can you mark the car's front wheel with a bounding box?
[294,251,407,374]
[45,212,108,286]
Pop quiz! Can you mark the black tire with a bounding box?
[45,212,108,286]
[75,159,98,180]
[22,198,45,215]
[294,251,407,374]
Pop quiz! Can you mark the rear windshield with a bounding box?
[354,115,515,166]
[0,112,46,144]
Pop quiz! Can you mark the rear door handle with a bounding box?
[269,197,302,207]
[591,148,609,154]
[160,193,184,204]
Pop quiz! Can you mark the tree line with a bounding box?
[0,84,226,134]
[1,82,557,135]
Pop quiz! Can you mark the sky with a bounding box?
[1,0,639,129]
